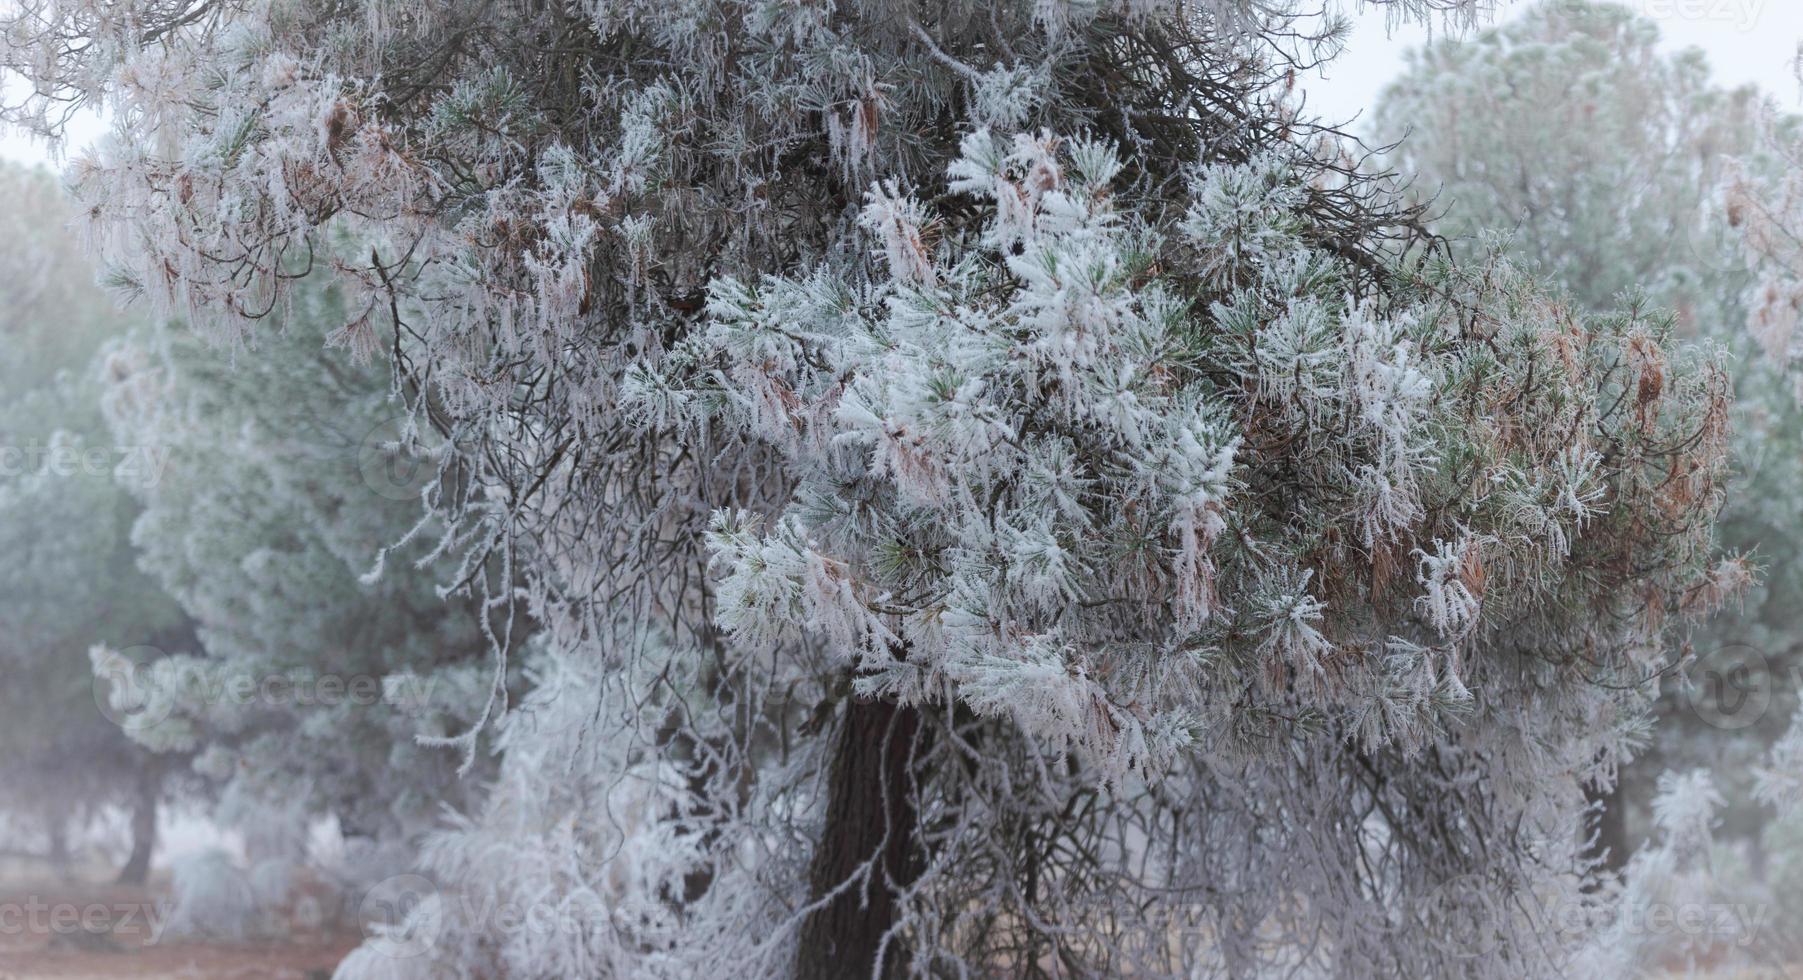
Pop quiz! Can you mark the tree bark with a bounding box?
[1585,778,1629,874]
[794,697,923,980]
[48,820,71,882]
[116,767,159,886]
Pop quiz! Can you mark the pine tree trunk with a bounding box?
[794,698,923,980]
[116,768,159,886]
[48,820,71,882]
[1585,778,1629,873]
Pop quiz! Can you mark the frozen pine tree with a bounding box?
[0,161,192,885]
[96,276,498,849]
[1375,0,1797,888]
[0,1,1739,976]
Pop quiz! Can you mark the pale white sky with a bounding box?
[1299,0,1803,132]
[3,1,1802,168]
[0,87,106,170]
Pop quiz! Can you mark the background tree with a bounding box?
[0,161,190,884]
[97,268,497,853]
[1374,0,1803,876]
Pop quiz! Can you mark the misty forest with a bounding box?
[1,0,1802,977]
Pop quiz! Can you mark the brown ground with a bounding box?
[3,862,1791,978]
[0,872,357,980]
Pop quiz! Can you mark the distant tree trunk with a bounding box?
[1585,778,1629,874]
[116,768,159,886]
[48,819,71,881]
[794,698,923,980]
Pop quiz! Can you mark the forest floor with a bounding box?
[3,860,1793,977]
[0,869,357,979]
